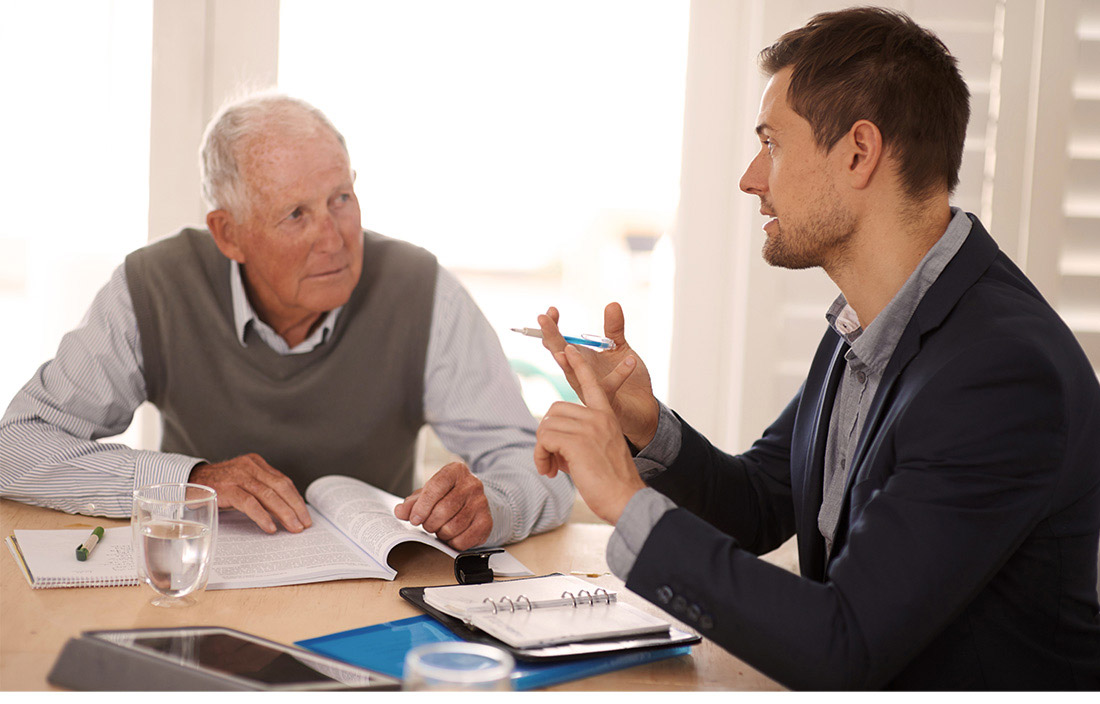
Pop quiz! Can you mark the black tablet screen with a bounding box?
[131,633,344,686]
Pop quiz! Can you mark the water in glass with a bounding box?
[132,483,217,607]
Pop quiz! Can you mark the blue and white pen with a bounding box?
[510,327,616,351]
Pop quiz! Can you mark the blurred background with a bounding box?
[1,0,1097,478]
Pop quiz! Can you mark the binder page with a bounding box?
[471,599,669,649]
[424,575,617,618]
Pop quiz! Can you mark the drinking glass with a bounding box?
[132,483,217,607]
[403,642,514,691]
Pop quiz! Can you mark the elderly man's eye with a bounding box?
[287,208,303,221]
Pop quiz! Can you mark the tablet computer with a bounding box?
[48,626,401,691]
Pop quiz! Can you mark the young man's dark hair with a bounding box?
[759,6,970,201]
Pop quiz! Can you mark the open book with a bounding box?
[207,475,529,589]
[6,475,529,590]
[420,575,670,649]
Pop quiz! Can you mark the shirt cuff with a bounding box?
[632,401,681,481]
[134,450,206,492]
[480,484,516,548]
[606,487,677,581]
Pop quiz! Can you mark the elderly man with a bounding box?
[532,7,1099,690]
[0,93,573,550]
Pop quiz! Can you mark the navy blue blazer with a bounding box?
[628,216,1100,689]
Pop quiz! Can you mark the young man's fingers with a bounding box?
[601,356,637,396]
[565,346,613,412]
[603,302,628,346]
[538,310,569,353]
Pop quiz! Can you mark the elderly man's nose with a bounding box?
[314,214,342,250]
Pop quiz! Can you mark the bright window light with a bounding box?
[278,0,689,409]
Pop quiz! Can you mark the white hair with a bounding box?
[199,92,349,217]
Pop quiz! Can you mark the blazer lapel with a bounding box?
[795,333,848,581]
[827,215,1002,561]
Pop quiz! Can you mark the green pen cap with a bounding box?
[76,526,105,561]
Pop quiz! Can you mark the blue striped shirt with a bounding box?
[0,258,574,546]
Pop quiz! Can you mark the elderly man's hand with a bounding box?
[189,453,312,534]
[394,462,492,550]
[535,346,646,525]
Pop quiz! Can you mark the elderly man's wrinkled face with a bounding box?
[230,126,363,332]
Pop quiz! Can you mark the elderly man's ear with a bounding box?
[207,210,246,263]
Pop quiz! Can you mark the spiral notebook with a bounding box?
[418,574,670,649]
[6,527,139,589]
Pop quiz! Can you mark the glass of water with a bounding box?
[132,483,217,607]
[403,642,514,691]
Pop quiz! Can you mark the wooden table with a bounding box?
[1,498,782,691]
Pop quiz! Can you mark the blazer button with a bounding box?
[671,595,687,614]
[699,614,714,630]
[687,604,701,622]
[656,586,673,604]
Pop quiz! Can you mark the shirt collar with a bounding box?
[229,261,341,355]
[825,207,973,373]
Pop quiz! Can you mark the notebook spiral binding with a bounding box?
[480,588,612,614]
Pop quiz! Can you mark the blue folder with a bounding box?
[296,615,692,691]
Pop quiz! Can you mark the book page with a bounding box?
[306,475,452,561]
[205,508,394,589]
[306,475,532,578]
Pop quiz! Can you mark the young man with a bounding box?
[533,7,1100,689]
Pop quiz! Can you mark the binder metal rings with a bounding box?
[560,589,612,607]
[482,591,613,613]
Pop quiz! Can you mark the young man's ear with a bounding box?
[845,119,884,190]
[207,210,246,263]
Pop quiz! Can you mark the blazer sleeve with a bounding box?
[646,392,798,555]
[626,335,1070,689]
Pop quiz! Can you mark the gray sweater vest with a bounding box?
[125,228,437,496]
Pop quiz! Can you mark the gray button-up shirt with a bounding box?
[608,208,973,580]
